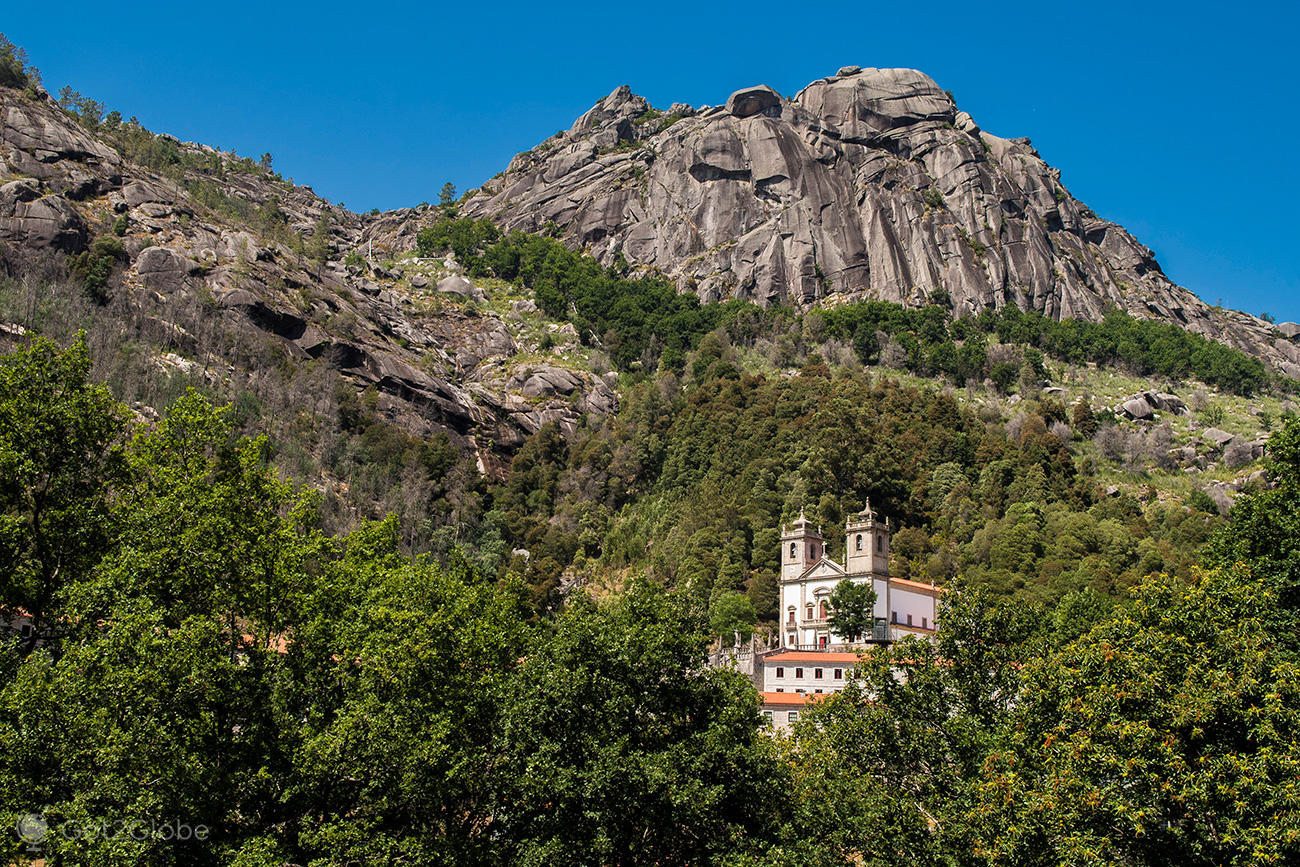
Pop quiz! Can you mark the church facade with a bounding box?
[779,502,940,649]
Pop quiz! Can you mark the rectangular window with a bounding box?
[907,614,913,626]
[762,711,773,724]
[922,617,927,629]
[834,669,843,679]
[797,689,806,694]
[788,711,799,723]
[776,688,784,693]
[795,668,803,678]
[876,535,882,552]
[891,611,897,623]
[776,667,784,678]
[815,689,823,694]
[814,668,823,679]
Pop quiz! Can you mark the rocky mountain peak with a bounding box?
[463,67,1296,376]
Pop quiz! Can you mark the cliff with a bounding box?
[463,67,1298,376]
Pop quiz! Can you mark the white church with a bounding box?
[779,501,940,649]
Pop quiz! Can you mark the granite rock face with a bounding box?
[0,85,617,473]
[464,67,1289,372]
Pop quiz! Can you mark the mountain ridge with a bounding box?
[461,66,1299,377]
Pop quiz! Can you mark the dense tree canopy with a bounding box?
[1,325,1294,866]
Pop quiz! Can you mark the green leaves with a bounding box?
[287,527,530,865]
[1206,416,1300,624]
[968,568,1300,865]
[0,335,128,650]
[495,581,786,865]
[826,578,875,642]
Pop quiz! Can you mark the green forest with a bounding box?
[1,336,1299,865]
[3,29,1299,866]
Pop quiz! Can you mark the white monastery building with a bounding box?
[710,502,945,731]
[780,501,940,649]
[757,650,858,729]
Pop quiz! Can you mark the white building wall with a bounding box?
[763,660,855,693]
[889,585,938,630]
[761,708,804,731]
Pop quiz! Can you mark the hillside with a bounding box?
[5,36,1300,867]
[0,77,620,455]
[0,44,1292,609]
[463,68,1300,376]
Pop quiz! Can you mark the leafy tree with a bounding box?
[1071,398,1098,437]
[970,567,1300,865]
[1205,415,1300,624]
[493,580,787,865]
[285,521,530,865]
[747,567,780,622]
[827,578,876,642]
[709,589,757,642]
[0,33,38,88]
[0,383,325,864]
[67,235,127,301]
[438,181,457,208]
[0,336,128,653]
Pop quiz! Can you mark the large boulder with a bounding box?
[1206,484,1234,516]
[1149,392,1190,415]
[2,102,120,167]
[436,274,486,302]
[726,85,783,119]
[134,246,193,293]
[123,180,177,207]
[0,191,87,252]
[513,365,584,399]
[796,67,955,140]
[1202,427,1236,448]
[1118,396,1155,421]
[569,85,648,136]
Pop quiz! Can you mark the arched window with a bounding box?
[789,542,797,560]
[809,543,818,560]
[876,535,883,553]
[818,599,828,620]
[855,534,863,551]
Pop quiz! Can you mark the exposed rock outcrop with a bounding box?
[1115,390,1190,420]
[464,67,1291,373]
[0,85,618,471]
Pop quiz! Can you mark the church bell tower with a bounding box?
[780,508,824,583]
[845,498,890,576]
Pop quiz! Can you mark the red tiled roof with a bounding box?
[760,691,811,706]
[763,651,860,664]
[889,577,946,595]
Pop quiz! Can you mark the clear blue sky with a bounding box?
[5,1,1298,320]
